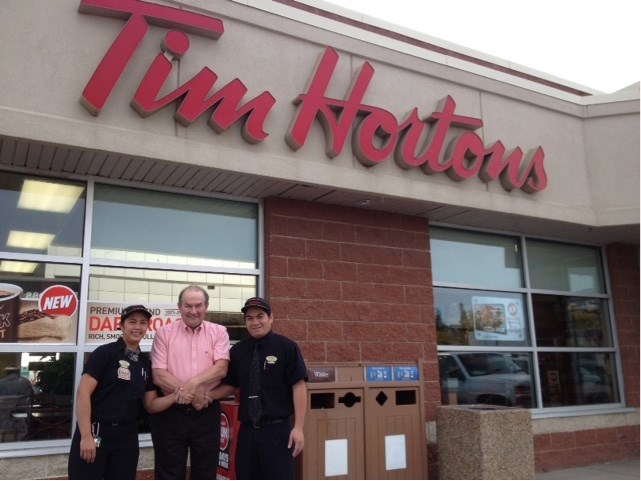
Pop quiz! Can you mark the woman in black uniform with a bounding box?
[68,305,176,480]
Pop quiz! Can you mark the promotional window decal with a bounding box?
[472,296,525,341]
[0,283,79,343]
[86,302,179,344]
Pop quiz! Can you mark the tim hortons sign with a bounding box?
[78,0,548,193]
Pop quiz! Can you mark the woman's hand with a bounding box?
[79,435,97,463]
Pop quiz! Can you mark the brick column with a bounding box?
[606,243,640,408]
[263,197,439,421]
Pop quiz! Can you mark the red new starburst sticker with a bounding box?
[39,285,78,317]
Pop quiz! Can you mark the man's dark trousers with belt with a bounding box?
[150,401,220,479]
[236,418,295,480]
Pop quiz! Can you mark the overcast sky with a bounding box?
[323,0,640,94]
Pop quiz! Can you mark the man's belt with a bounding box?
[244,417,289,428]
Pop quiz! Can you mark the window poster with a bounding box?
[86,302,179,345]
[472,296,525,341]
[1,282,79,344]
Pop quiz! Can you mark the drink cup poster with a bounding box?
[472,296,524,341]
[0,283,79,344]
[86,302,179,345]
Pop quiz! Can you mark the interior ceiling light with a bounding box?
[7,231,55,250]
[18,180,84,213]
[0,260,38,273]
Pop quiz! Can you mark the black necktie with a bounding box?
[248,342,263,424]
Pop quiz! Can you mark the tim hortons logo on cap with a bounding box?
[78,0,547,193]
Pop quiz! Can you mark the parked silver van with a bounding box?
[438,352,533,407]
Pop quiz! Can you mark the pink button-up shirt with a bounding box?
[151,319,230,395]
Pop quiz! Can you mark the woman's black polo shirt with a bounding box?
[84,337,154,425]
[224,331,307,423]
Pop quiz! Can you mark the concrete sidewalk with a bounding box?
[535,458,640,480]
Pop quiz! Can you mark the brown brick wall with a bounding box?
[534,425,640,472]
[263,199,640,474]
[263,197,440,420]
[534,243,640,472]
[606,243,640,408]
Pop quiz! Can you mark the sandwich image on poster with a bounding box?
[19,305,74,342]
[472,296,524,341]
[18,285,78,343]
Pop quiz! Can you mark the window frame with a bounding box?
[0,175,263,452]
[431,223,626,418]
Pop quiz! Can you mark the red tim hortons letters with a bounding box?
[78,0,547,193]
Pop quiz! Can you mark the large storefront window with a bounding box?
[91,185,258,268]
[1,173,260,450]
[87,267,255,344]
[0,352,75,443]
[438,352,534,407]
[532,295,612,348]
[0,258,80,445]
[432,226,621,411]
[435,288,529,347]
[431,229,523,288]
[527,240,605,293]
[0,173,85,257]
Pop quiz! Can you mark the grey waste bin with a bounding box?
[436,404,534,479]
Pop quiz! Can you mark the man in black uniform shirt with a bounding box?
[210,297,307,480]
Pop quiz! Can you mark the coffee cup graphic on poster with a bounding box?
[0,283,23,342]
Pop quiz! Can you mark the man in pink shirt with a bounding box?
[150,285,230,479]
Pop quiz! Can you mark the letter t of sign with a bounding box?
[248,343,263,425]
[78,0,224,115]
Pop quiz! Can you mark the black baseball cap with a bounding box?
[120,304,153,326]
[241,297,271,316]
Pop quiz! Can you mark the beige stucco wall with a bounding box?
[0,0,638,230]
[583,108,640,226]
